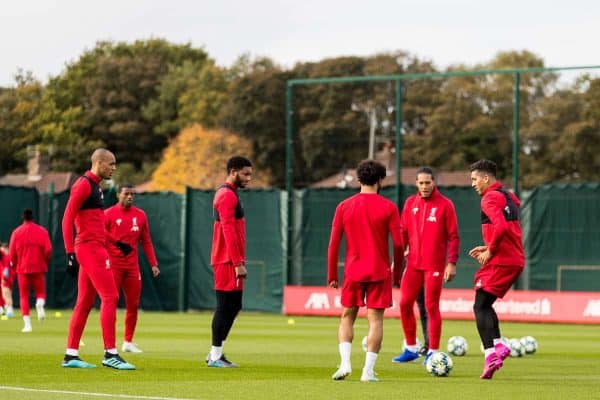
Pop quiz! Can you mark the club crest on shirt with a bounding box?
[116,218,122,226]
[105,259,110,269]
[427,207,437,222]
[131,217,139,232]
[412,207,419,215]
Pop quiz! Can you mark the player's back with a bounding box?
[337,193,399,282]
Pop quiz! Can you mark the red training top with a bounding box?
[104,204,158,269]
[211,183,246,266]
[9,221,52,274]
[327,193,403,283]
[480,181,525,267]
[400,187,460,272]
[62,171,106,252]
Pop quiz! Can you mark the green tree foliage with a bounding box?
[45,39,209,170]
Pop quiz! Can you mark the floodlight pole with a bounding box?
[513,72,521,198]
[285,83,294,285]
[394,80,403,208]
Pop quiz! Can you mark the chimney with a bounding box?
[27,145,49,182]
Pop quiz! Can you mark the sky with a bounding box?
[2,0,599,86]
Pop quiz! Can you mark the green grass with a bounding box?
[1,310,599,400]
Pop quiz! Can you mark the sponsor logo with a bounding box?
[583,300,600,317]
[304,293,330,309]
[494,298,552,315]
[427,207,437,222]
[412,207,419,215]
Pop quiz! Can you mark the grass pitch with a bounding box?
[1,310,599,400]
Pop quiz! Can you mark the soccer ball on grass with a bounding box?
[425,352,453,377]
[447,336,468,356]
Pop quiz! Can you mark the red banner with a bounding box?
[283,286,600,324]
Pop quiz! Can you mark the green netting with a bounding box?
[0,186,39,242]
[522,183,600,291]
[187,189,284,312]
[135,192,184,311]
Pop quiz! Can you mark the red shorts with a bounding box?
[340,275,392,309]
[474,264,523,298]
[213,263,244,291]
[1,268,15,288]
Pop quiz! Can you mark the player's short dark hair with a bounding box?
[22,209,34,221]
[469,159,497,177]
[416,166,435,180]
[118,183,135,193]
[227,156,252,173]
[356,160,387,186]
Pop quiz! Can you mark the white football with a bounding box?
[447,336,468,356]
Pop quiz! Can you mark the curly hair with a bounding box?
[356,160,386,186]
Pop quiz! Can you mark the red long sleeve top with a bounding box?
[210,183,246,266]
[104,204,158,269]
[400,187,460,272]
[480,182,525,267]
[327,193,403,283]
[8,221,52,274]
[62,171,106,253]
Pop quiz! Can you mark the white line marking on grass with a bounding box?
[0,386,200,400]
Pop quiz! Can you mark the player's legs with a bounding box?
[30,272,46,321]
[221,290,242,342]
[17,274,32,332]
[2,284,14,317]
[17,274,31,316]
[75,245,119,351]
[67,267,97,350]
[416,287,429,352]
[473,288,503,378]
[399,268,424,346]
[361,307,384,382]
[332,305,358,380]
[121,268,141,343]
[423,271,444,351]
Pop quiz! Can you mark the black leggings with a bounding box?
[211,290,243,347]
[473,289,500,349]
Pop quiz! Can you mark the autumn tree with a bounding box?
[148,124,269,193]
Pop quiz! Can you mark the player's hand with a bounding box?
[66,253,79,277]
[151,266,160,277]
[468,245,487,259]
[2,267,9,279]
[328,280,338,289]
[444,263,457,283]
[235,265,247,279]
[477,249,492,265]
[116,241,133,256]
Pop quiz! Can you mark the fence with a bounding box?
[1,182,599,312]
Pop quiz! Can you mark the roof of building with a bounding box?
[311,167,471,188]
[0,172,76,193]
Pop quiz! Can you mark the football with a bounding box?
[447,336,468,356]
[361,336,368,352]
[508,338,525,357]
[519,336,538,354]
[425,352,453,377]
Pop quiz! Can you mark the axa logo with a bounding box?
[427,207,437,222]
[583,300,600,317]
[304,293,330,309]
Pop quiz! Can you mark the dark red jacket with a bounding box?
[211,183,246,266]
[400,187,460,272]
[9,221,52,274]
[480,182,525,267]
[104,204,158,269]
[328,193,403,283]
[62,171,106,252]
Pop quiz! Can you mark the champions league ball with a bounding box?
[508,338,525,357]
[519,336,538,354]
[447,336,468,356]
[425,352,453,377]
[361,336,368,352]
